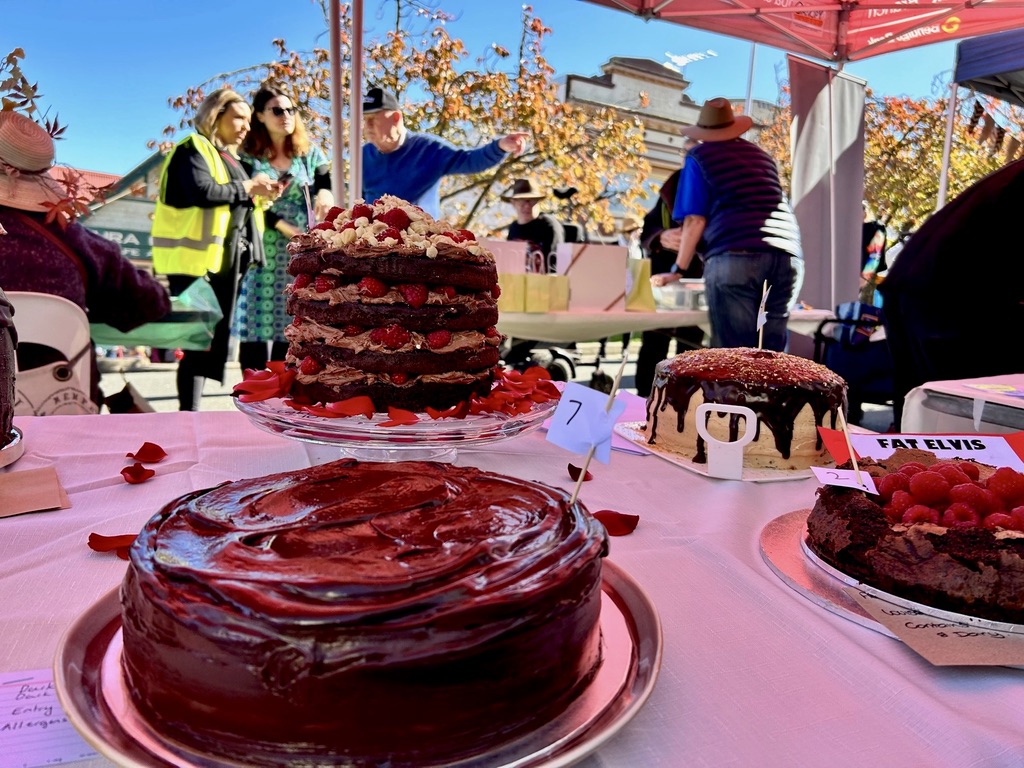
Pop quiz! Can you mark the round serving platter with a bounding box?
[235,397,557,463]
[54,561,661,768]
[613,421,814,483]
[760,509,1024,638]
[0,426,25,468]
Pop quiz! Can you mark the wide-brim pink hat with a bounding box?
[0,111,66,213]
[680,97,753,142]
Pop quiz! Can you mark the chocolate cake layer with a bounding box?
[120,460,607,766]
[288,251,497,291]
[291,340,500,375]
[291,377,493,411]
[287,295,498,332]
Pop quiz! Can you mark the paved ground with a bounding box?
[98,338,894,431]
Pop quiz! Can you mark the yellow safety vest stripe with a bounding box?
[151,134,233,276]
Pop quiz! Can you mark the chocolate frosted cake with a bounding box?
[644,347,847,470]
[807,451,1024,623]
[284,196,501,411]
[0,288,16,450]
[120,459,608,766]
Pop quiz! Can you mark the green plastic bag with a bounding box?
[90,278,223,351]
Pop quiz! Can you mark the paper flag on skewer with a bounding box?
[756,285,771,332]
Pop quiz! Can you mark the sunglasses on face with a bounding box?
[269,106,296,117]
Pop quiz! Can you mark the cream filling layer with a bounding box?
[285,319,494,355]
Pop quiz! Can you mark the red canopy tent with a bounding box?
[576,0,1024,64]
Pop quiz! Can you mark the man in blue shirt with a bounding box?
[361,87,528,218]
[652,98,803,351]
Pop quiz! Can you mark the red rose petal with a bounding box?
[120,463,156,484]
[568,463,594,482]
[324,396,376,418]
[593,510,640,536]
[380,407,419,427]
[87,532,137,552]
[125,441,167,463]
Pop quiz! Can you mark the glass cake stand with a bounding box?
[234,397,557,463]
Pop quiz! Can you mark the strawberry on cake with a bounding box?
[284,196,502,412]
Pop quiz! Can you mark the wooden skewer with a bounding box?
[835,408,864,489]
[569,352,630,505]
[757,279,768,350]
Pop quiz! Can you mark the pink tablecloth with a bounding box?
[3,406,1024,767]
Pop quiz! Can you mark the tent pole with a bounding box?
[349,0,364,208]
[745,43,757,120]
[329,0,344,207]
[936,81,957,210]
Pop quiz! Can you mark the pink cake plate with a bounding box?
[54,560,661,768]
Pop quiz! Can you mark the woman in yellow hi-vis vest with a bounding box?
[152,88,280,410]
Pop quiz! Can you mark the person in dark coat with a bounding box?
[879,158,1024,429]
[0,111,170,408]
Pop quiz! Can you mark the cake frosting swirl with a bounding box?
[120,459,608,766]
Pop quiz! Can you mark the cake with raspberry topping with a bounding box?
[120,459,607,766]
[284,196,501,411]
[806,450,1024,623]
[643,347,847,470]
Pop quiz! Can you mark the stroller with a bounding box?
[812,301,895,426]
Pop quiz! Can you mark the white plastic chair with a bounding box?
[7,291,98,416]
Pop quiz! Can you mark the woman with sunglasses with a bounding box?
[236,85,334,371]
[152,87,281,410]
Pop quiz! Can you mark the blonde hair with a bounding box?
[194,88,248,148]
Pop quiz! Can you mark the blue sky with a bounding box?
[3,0,958,174]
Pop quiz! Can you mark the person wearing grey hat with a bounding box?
[503,178,564,274]
[361,86,529,218]
[652,97,803,351]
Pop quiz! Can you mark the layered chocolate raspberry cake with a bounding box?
[806,450,1024,623]
[644,347,847,470]
[120,459,608,766]
[0,288,16,450]
[284,196,501,411]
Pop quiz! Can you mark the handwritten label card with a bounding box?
[810,466,878,495]
[0,669,97,767]
[546,382,627,464]
[845,589,1024,666]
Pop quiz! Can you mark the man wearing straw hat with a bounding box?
[652,97,803,351]
[0,111,169,407]
[503,178,564,275]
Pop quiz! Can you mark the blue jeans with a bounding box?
[703,253,804,350]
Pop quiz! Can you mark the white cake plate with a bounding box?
[54,560,661,768]
[235,397,557,463]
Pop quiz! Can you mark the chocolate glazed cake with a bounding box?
[120,459,608,767]
[644,347,847,470]
[284,196,502,411]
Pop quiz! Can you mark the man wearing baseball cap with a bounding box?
[653,97,803,351]
[361,86,528,217]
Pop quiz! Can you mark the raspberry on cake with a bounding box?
[643,347,848,471]
[120,459,608,766]
[284,195,502,412]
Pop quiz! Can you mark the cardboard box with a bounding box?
[496,273,526,313]
[524,274,570,313]
[481,239,528,275]
[555,243,628,311]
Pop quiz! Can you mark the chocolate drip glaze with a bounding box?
[645,348,847,463]
[121,459,608,766]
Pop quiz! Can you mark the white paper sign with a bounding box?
[0,669,97,767]
[846,433,1024,470]
[546,382,627,464]
[811,466,879,494]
